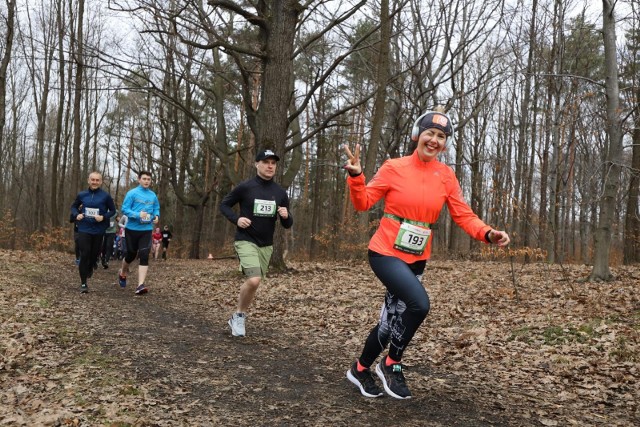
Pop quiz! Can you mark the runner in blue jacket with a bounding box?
[117,171,160,295]
[70,172,116,293]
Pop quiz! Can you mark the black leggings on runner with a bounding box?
[124,229,152,266]
[358,251,429,367]
[101,233,115,263]
[77,232,104,284]
[74,231,81,260]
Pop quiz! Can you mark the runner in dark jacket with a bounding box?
[161,225,172,260]
[70,172,116,293]
[220,149,293,337]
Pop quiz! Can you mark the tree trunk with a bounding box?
[254,1,299,155]
[189,203,207,259]
[358,0,391,246]
[50,0,66,227]
[524,66,540,261]
[364,0,390,178]
[589,0,624,280]
[256,1,301,271]
[309,109,326,258]
[623,106,640,264]
[0,0,16,194]
[449,99,465,254]
[70,0,85,192]
[623,20,640,265]
[539,106,550,259]
[514,0,538,250]
[545,0,566,263]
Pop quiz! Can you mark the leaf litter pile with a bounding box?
[0,249,638,426]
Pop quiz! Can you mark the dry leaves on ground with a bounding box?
[0,249,638,426]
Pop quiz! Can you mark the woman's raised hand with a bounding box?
[343,143,362,175]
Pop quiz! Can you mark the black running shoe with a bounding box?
[80,284,88,293]
[346,361,384,398]
[375,356,412,399]
[135,284,148,295]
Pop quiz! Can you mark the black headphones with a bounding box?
[410,110,455,143]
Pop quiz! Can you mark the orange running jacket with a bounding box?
[347,150,492,263]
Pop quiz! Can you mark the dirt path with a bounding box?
[2,250,638,426]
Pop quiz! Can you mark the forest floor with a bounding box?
[0,249,638,426]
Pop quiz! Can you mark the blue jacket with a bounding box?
[121,185,160,231]
[70,188,116,235]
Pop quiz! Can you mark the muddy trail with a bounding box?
[1,250,638,426]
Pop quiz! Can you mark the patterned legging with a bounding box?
[358,251,429,367]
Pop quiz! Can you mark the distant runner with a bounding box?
[161,225,172,260]
[100,211,118,269]
[152,228,162,260]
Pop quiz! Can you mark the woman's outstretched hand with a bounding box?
[488,230,510,247]
[343,143,362,176]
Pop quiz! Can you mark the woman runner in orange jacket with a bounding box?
[343,109,510,399]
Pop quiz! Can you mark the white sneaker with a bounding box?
[228,312,246,337]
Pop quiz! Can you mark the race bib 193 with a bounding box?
[253,199,276,217]
[393,222,431,255]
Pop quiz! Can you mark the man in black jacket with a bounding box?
[220,149,293,337]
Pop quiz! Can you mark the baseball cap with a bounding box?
[419,112,453,136]
[255,149,280,162]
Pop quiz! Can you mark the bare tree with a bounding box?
[513,0,538,255]
[70,0,86,193]
[588,0,624,280]
[0,0,17,219]
[0,0,16,171]
[50,0,67,227]
[622,2,640,265]
[23,1,58,230]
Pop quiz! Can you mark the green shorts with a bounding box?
[234,240,273,279]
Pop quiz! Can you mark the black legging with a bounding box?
[77,232,104,284]
[358,251,429,367]
[74,230,81,260]
[101,233,115,263]
[124,229,152,266]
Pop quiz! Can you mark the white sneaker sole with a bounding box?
[375,362,412,399]
[346,369,383,398]
[228,319,245,337]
